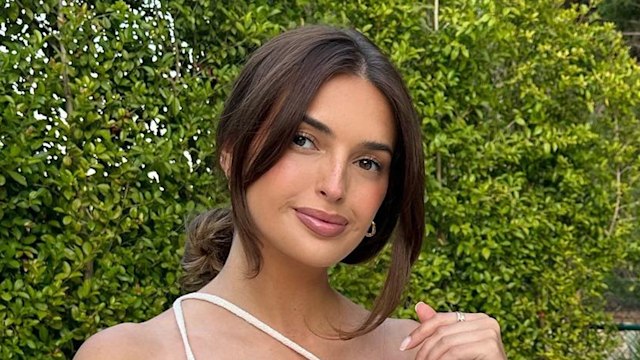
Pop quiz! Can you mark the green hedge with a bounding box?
[1,0,639,358]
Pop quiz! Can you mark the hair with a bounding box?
[181,25,425,338]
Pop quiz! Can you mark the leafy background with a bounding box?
[1,0,639,358]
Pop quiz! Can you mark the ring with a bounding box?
[456,311,466,322]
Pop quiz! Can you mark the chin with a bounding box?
[285,243,359,270]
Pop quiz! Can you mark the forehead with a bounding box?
[304,74,396,147]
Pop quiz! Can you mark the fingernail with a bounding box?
[415,301,425,312]
[399,336,411,351]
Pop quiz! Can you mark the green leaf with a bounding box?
[82,242,93,255]
[7,171,26,186]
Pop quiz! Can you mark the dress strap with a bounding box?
[172,293,321,360]
[173,295,196,360]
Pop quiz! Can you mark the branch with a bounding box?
[57,0,73,117]
[434,0,439,31]
[607,118,622,237]
[607,166,622,237]
[620,199,640,210]
[436,152,442,183]
[172,38,181,93]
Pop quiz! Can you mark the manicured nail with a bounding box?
[399,336,411,351]
[415,301,425,312]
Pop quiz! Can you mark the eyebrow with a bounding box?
[302,115,333,135]
[302,115,394,155]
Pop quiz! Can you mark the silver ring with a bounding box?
[456,311,466,322]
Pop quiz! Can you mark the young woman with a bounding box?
[76,25,506,359]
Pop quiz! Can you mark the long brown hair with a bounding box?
[181,25,425,338]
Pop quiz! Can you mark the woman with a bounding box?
[76,25,506,359]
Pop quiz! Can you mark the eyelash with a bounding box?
[357,158,383,172]
[292,132,317,150]
[291,132,383,172]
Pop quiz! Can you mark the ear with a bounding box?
[219,149,232,179]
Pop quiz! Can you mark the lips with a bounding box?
[294,207,348,238]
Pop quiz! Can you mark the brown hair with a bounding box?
[181,25,425,338]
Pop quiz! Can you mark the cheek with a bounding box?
[247,152,302,203]
[258,152,302,187]
[353,178,389,218]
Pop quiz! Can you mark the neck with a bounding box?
[200,237,356,337]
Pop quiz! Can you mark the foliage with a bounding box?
[1,0,639,359]
[597,0,640,311]
[0,0,226,357]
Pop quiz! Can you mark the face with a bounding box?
[243,74,396,269]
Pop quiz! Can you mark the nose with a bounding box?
[317,159,346,202]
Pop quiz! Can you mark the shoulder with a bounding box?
[74,309,181,360]
[74,323,150,360]
[384,317,420,335]
[380,317,420,360]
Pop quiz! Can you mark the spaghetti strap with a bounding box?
[173,293,321,360]
[173,295,196,360]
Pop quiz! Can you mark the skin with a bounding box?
[404,303,506,359]
[74,74,507,359]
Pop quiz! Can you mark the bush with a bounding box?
[0,1,226,357]
[1,0,638,358]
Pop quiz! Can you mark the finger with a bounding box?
[401,312,488,351]
[416,321,502,360]
[399,303,439,351]
[415,302,437,323]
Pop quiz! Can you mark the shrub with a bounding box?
[0,1,225,357]
[1,0,638,358]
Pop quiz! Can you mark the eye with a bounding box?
[292,133,316,150]
[357,158,382,172]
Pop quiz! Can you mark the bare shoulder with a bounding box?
[74,322,150,360]
[380,317,420,360]
[384,316,420,336]
[74,309,181,360]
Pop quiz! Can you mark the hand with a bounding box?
[400,302,507,359]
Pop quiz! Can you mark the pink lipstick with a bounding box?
[294,208,348,238]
